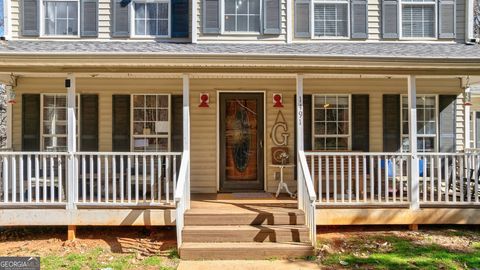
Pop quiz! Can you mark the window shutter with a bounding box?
[439,95,456,152]
[22,94,41,151]
[112,0,130,37]
[171,95,184,152]
[263,0,281,34]
[172,0,189,37]
[22,0,39,36]
[112,95,131,151]
[81,0,98,37]
[295,1,310,37]
[80,95,99,151]
[382,94,401,152]
[203,0,220,34]
[352,95,369,152]
[382,0,399,38]
[351,0,368,38]
[439,0,456,38]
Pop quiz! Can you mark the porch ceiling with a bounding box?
[1,41,480,75]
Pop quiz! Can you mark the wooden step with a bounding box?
[180,242,314,260]
[185,209,305,225]
[183,225,310,243]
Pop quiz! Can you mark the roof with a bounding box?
[1,40,480,60]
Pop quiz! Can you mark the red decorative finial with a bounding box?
[199,93,209,108]
[273,94,283,108]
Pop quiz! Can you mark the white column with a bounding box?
[296,74,304,207]
[66,74,76,210]
[465,87,471,149]
[182,74,190,209]
[5,86,12,149]
[408,75,419,210]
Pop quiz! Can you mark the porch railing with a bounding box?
[305,152,412,206]
[0,151,182,207]
[297,151,317,247]
[418,153,480,206]
[174,150,190,248]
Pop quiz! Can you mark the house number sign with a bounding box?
[270,110,289,146]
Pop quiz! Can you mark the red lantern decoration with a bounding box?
[199,93,209,108]
[273,93,283,108]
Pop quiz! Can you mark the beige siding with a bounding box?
[11,76,464,193]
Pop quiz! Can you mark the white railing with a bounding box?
[174,150,190,248]
[74,152,182,206]
[305,152,412,206]
[0,152,68,205]
[297,151,317,247]
[418,153,480,205]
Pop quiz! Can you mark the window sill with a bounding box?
[311,36,350,40]
[221,31,263,36]
[39,35,81,39]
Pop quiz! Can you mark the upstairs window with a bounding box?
[133,0,170,37]
[224,0,261,32]
[401,0,436,38]
[313,0,349,37]
[43,0,79,36]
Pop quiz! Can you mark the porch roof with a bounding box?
[1,40,480,60]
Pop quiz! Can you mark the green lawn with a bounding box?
[318,229,480,270]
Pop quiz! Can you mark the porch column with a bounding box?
[464,86,471,149]
[66,74,77,210]
[182,74,191,209]
[296,74,304,207]
[407,75,420,210]
[5,86,12,149]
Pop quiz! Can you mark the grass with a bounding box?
[40,247,179,270]
[319,235,480,270]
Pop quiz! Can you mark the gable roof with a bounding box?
[1,40,480,60]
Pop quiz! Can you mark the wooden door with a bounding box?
[220,93,264,191]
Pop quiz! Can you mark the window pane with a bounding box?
[158,20,168,35]
[249,15,260,32]
[237,15,248,31]
[225,15,235,31]
[134,95,145,107]
[314,3,348,37]
[134,122,144,135]
[225,0,236,14]
[237,0,247,14]
[57,2,68,18]
[338,122,348,135]
[327,122,337,134]
[157,95,168,107]
[146,96,156,107]
[146,109,156,121]
[314,122,325,134]
[135,3,146,19]
[314,109,325,121]
[158,3,169,19]
[314,138,326,150]
[313,95,350,150]
[157,109,168,121]
[326,109,336,121]
[402,5,435,38]
[338,109,348,121]
[249,0,260,14]
[337,137,348,150]
[325,138,337,150]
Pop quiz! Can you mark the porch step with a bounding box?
[184,209,305,225]
[182,225,310,243]
[179,242,314,260]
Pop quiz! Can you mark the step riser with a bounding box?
[180,248,314,260]
[183,229,310,243]
[185,214,305,226]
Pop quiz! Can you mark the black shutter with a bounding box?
[172,0,189,37]
[112,0,130,37]
[382,0,399,38]
[352,95,369,152]
[81,0,99,37]
[439,95,456,152]
[80,95,99,151]
[171,95,184,152]
[203,0,220,34]
[22,0,39,36]
[22,94,40,151]
[383,94,401,152]
[263,0,281,34]
[112,95,131,151]
[351,0,368,39]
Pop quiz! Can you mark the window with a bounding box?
[313,95,351,150]
[401,95,437,152]
[313,0,349,37]
[401,0,436,38]
[132,94,170,152]
[224,0,261,32]
[133,0,170,37]
[43,0,79,36]
[41,94,79,151]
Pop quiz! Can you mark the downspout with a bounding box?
[466,0,475,43]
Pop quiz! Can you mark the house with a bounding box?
[0,0,479,260]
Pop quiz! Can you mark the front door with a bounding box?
[220,93,264,191]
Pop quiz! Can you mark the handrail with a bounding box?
[174,150,190,203]
[298,151,316,201]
